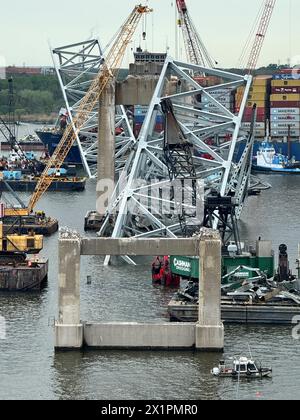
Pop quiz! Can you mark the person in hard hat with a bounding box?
[152,256,163,285]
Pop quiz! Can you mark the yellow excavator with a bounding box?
[0,222,43,254]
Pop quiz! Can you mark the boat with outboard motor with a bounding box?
[211,357,272,379]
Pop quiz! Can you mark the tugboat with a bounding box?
[212,357,272,379]
[252,142,300,174]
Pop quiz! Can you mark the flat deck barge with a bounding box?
[0,177,86,193]
[168,299,300,325]
[2,217,58,236]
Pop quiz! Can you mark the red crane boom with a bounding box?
[176,0,215,68]
[246,0,276,73]
[236,0,276,111]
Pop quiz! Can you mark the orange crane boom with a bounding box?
[28,4,152,212]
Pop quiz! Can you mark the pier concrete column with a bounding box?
[55,236,83,350]
[195,230,224,352]
[97,79,116,216]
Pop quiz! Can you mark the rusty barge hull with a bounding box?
[2,218,58,236]
[0,260,48,291]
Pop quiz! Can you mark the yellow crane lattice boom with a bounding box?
[28,4,152,212]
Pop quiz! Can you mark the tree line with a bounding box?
[0,69,129,120]
[0,75,63,119]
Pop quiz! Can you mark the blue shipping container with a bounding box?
[273,74,300,81]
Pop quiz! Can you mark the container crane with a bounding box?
[176,0,216,68]
[28,4,152,213]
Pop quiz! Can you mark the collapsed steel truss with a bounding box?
[51,39,136,177]
[98,57,253,265]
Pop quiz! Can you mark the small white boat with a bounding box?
[212,356,272,379]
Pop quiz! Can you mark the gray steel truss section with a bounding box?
[51,39,136,177]
[99,57,252,265]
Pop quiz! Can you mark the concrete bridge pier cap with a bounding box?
[55,229,224,352]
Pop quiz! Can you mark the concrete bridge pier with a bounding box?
[97,79,116,213]
[55,232,224,352]
[196,232,224,351]
[55,236,83,350]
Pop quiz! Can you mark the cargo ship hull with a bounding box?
[38,129,300,163]
[37,131,300,164]
[35,130,82,165]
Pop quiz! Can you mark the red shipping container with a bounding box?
[243,115,265,123]
[244,106,267,113]
[243,107,266,116]
[134,123,143,137]
[154,123,164,133]
[271,101,300,108]
[272,87,300,94]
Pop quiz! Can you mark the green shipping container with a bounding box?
[170,256,199,278]
[170,255,274,280]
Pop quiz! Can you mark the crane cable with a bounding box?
[237,0,265,69]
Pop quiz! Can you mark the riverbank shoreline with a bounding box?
[17,114,57,125]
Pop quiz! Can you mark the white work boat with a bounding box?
[252,142,300,174]
[212,357,272,379]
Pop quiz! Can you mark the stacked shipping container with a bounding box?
[133,72,300,140]
[134,105,164,137]
[201,88,234,114]
[237,76,272,138]
[270,73,300,138]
